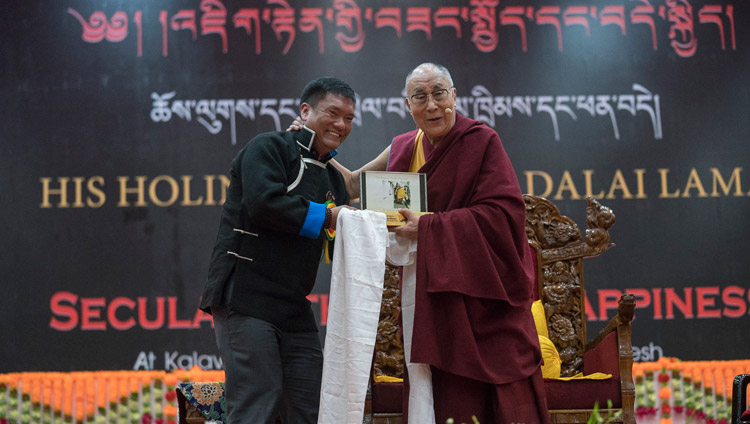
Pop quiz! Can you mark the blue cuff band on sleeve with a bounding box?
[299,201,326,239]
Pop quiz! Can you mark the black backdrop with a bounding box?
[1,0,748,372]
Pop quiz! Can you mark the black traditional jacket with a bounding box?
[199,127,349,331]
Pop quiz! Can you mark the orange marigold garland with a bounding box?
[0,369,225,423]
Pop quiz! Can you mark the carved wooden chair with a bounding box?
[524,194,635,423]
[366,196,636,424]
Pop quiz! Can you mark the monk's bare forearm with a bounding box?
[331,146,390,199]
[329,159,354,197]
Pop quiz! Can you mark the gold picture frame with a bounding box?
[360,171,430,226]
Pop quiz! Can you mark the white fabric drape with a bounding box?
[318,210,435,424]
[318,209,388,424]
[386,233,436,424]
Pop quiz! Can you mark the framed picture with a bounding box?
[360,171,429,225]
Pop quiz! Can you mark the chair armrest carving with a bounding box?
[586,294,635,352]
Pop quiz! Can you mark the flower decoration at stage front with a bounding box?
[683,368,696,417]
[646,370,657,411]
[0,386,7,423]
[671,371,684,413]
[704,373,716,420]
[323,199,336,264]
[163,373,179,387]
[713,369,731,423]
[636,367,659,419]
[163,402,178,418]
[634,365,654,418]
[0,369,228,423]
[634,365,647,410]
[658,369,672,424]
[691,371,708,421]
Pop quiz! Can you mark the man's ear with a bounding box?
[300,103,312,121]
[404,98,412,115]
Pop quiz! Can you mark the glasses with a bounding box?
[408,88,452,106]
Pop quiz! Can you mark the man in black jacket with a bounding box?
[199,77,355,423]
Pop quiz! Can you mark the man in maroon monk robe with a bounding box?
[386,63,550,424]
[292,63,550,423]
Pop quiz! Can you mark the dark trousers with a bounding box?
[212,305,323,424]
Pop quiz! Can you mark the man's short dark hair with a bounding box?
[300,77,356,108]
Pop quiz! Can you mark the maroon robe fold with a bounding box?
[387,113,542,385]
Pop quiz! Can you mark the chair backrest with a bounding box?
[523,195,616,377]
